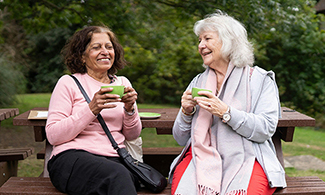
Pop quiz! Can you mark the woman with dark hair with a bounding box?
[169,11,287,195]
[46,26,141,195]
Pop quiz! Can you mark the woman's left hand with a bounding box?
[194,91,228,118]
[121,86,138,112]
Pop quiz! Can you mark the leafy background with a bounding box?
[0,0,325,126]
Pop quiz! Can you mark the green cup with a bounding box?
[192,87,212,98]
[101,85,125,97]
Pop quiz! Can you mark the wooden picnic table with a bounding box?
[4,107,325,195]
[13,106,315,168]
[12,107,315,138]
[13,107,315,139]
[0,108,33,187]
[0,108,19,129]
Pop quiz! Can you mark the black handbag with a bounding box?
[70,75,167,193]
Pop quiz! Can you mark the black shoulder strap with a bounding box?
[69,75,119,150]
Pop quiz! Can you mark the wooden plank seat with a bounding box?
[5,107,323,194]
[4,148,325,195]
[0,148,33,187]
[1,176,325,195]
[274,176,325,194]
[0,177,171,195]
[0,148,34,162]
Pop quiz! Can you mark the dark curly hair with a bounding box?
[62,26,127,75]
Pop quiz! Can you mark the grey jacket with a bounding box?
[169,66,287,188]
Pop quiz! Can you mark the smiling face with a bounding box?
[198,31,227,69]
[82,32,115,75]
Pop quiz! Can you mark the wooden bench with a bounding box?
[274,176,325,194]
[0,177,172,195]
[4,146,325,195]
[1,176,325,195]
[2,107,324,194]
[0,148,34,187]
[0,108,34,187]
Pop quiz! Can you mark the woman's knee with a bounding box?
[97,159,132,179]
[92,160,138,194]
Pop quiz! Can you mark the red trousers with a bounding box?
[171,147,276,195]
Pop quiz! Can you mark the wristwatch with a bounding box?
[222,106,231,123]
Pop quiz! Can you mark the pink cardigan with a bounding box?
[46,73,142,158]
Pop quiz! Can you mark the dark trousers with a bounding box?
[48,149,139,195]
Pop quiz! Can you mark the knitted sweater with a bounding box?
[46,73,142,159]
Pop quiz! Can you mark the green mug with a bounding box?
[191,87,212,98]
[101,85,125,97]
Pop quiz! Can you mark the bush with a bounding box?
[0,56,26,107]
[253,1,325,116]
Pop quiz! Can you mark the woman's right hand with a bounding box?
[181,90,197,114]
[88,87,121,116]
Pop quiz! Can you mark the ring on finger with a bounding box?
[208,103,211,107]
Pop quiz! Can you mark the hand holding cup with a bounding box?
[89,86,123,116]
[191,87,212,98]
[101,85,125,97]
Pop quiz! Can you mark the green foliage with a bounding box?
[252,0,325,115]
[119,10,204,104]
[0,6,28,106]
[26,28,73,92]
[0,56,26,107]
[0,0,138,93]
[0,0,85,33]
[0,0,325,121]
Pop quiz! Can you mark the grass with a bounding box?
[1,93,325,181]
[282,127,325,181]
[282,127,325,161]
[1,93,52,128]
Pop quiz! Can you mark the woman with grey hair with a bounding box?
[169,11,286,195]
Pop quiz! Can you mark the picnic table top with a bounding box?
[12,107,315,128]
[0,108,19,122]
[10,106,316,170]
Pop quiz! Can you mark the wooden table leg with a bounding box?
[272,131,285,168]
[0,161,18,186]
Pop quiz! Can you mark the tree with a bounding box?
[1,0,325,118]
[0,0,138,93]
[144,0,325,115]
[251,0,325,115]
[0,8,27,106]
